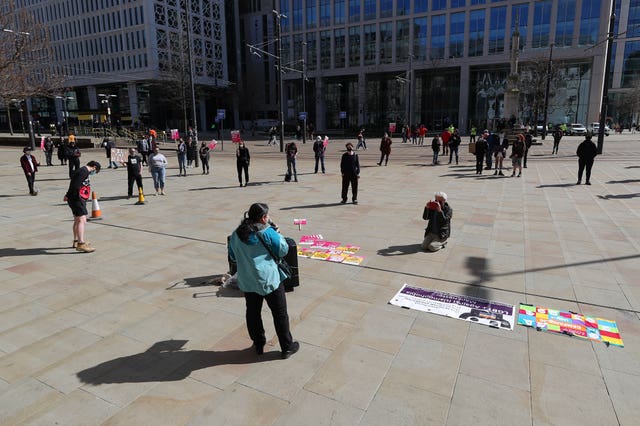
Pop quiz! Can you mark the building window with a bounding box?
[320,0,331,27]
[293,0,303,31]
[555,0,576,47]
[306,32,317,71]
[281,1,290,32]
[306,0,317,29]
[397,0,410,15]
[430,15,445,59]
[380,22,392,64]
[622,41,640,88]
[532,0,551,48]
[471,0,486,4]
[511,3,528,49]
[449,12,465,58]
[413,17,427,60]
[629,0,640,37]
[578,0,600,45]
[380,0,393,18]
[364,23,376,64]
[349,0,361,23]
[432,0,446,11]
[320,30,331,69]
[335,0,345,25]
[364,0,376,20]
[451,0,466,7]
[334,28,346,67]
[349,26,361,66]
[396,19,409,62]
[489,6,506,54]
[469,9,485,57]
[414,0,428,13]
[281,36,291,68]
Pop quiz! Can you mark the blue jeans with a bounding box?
[151,167,165,190]
[432,150,439,164]
[177,153,187,175]
[287,158,297,181]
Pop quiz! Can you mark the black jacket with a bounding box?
[340,151,360,176]
[423,203,453,240]
[576,140,598,160]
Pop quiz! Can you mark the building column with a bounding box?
[459,65,470,133]
[87,86,98,110]
[127,82,139,124]
[199,97,207,133]
[358,72,366,125]
[315,77,326,131]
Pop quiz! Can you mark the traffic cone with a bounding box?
[90,191,102,220]
[135,187,145,205]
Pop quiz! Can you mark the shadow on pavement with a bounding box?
[166,274,227,289]
[280,202,345,210]
[76,340,278,384]
[597,193,640,200]
[606,179,640,184]
[0,247,71,257]
[536,183,576,188]
[377,243,423,256]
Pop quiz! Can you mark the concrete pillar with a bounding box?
[127,82,138,122]
[358,72,367,126]
[459,65,470,134]
[87,86,98,110]
[315,77,326,131]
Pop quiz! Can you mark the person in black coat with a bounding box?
[340,142,360,204]
[576,133,598,185]
[474,134,487,175]
[236,141,250,187]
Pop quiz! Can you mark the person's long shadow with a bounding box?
[76,340,279,385]
[0,247,70,257]
[536,183,576,188]
[378,243,423,256]
[464,256,492,300]
[280,202,345,210]
[597,193,640,200]
[99,195,129,201]
[606,179,640,184]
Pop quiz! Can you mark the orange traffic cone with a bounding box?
[90,191,102,220]
[135,187,145,205]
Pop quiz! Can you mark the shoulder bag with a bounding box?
[256,232,292,280]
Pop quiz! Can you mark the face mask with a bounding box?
[89,170,96,176]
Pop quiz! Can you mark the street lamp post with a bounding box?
[56,95,74,135]
[597,0,616,154]
[274,10,286,153]
[302,43,307,145]
[98,94,117,134]
[541,43,554,141]
[185,4,199,167]
[408,53,414,129]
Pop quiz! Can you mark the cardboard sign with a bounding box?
[389,122,396,133]
[170,129,179,140]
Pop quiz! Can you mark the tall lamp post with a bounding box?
[408,53,414,129]
[301,42,307,145]
[541,43,554,140]
[185,4,198,167]
[274,10,286,152]
[98,94,117,128]
[597,0,616,154]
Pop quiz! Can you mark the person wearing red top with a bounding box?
[419,125,427,145]
[20,147,40,196]
[441,130,451,155]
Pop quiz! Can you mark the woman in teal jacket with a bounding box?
[228,203,300,359]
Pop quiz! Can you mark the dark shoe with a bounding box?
[281,341,300,359]
[352,200,358,204]
[377,163,381,166]
[576,181,581,185]
[239,183,243,187]
[494,170,498,175]
[340,199,347,204]
[586,182,591,185]
[517,173,521,177]
[255,343,265,355]
[499,171,504,176]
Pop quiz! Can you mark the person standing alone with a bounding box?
[313,136,326,174]
[65,161,101,252]
[236,140,251,187]
[377,132,392,166]
[126,148,143,199]
[340,142,360,204]
[20,147,40,196]
[576,133,598,185]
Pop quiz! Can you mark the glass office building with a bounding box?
[9,0,233,132]
[239,0,639,132]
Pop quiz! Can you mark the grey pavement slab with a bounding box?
[0,133,639,424]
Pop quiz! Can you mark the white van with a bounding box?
[590,122,610,136]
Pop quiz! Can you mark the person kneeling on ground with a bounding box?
[421,191,452,252]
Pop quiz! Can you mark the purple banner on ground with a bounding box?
[389,284,515,330]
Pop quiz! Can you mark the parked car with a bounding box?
[590,122,611,136]
[568,123,587,136]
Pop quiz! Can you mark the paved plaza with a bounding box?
[0,133,639,425]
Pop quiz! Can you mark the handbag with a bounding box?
[468,141,476,154]
[78,184,91,200]
[256,232,292,280]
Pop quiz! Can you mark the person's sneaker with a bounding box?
[494,170,498,175]
[499,171,504,176]
[576,181,581,185]
[586,182,591,185]
[281,341,300,359]
[353,200,358,204]
[340,199,347,204]
[76,242,95,253]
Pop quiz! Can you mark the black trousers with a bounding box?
[578,158,594,183]
[244,284,293,351]
[237,161,249,184]
[475,155,484,174]
[201,157,209,173]
[45,151,53,165]
[341,174,358,201]
[449,146,459,163]
[523,149,529,167]
[378,153,389,165]
[127,174,143,196]
[25,173,35,194]
[68,157,80,178]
